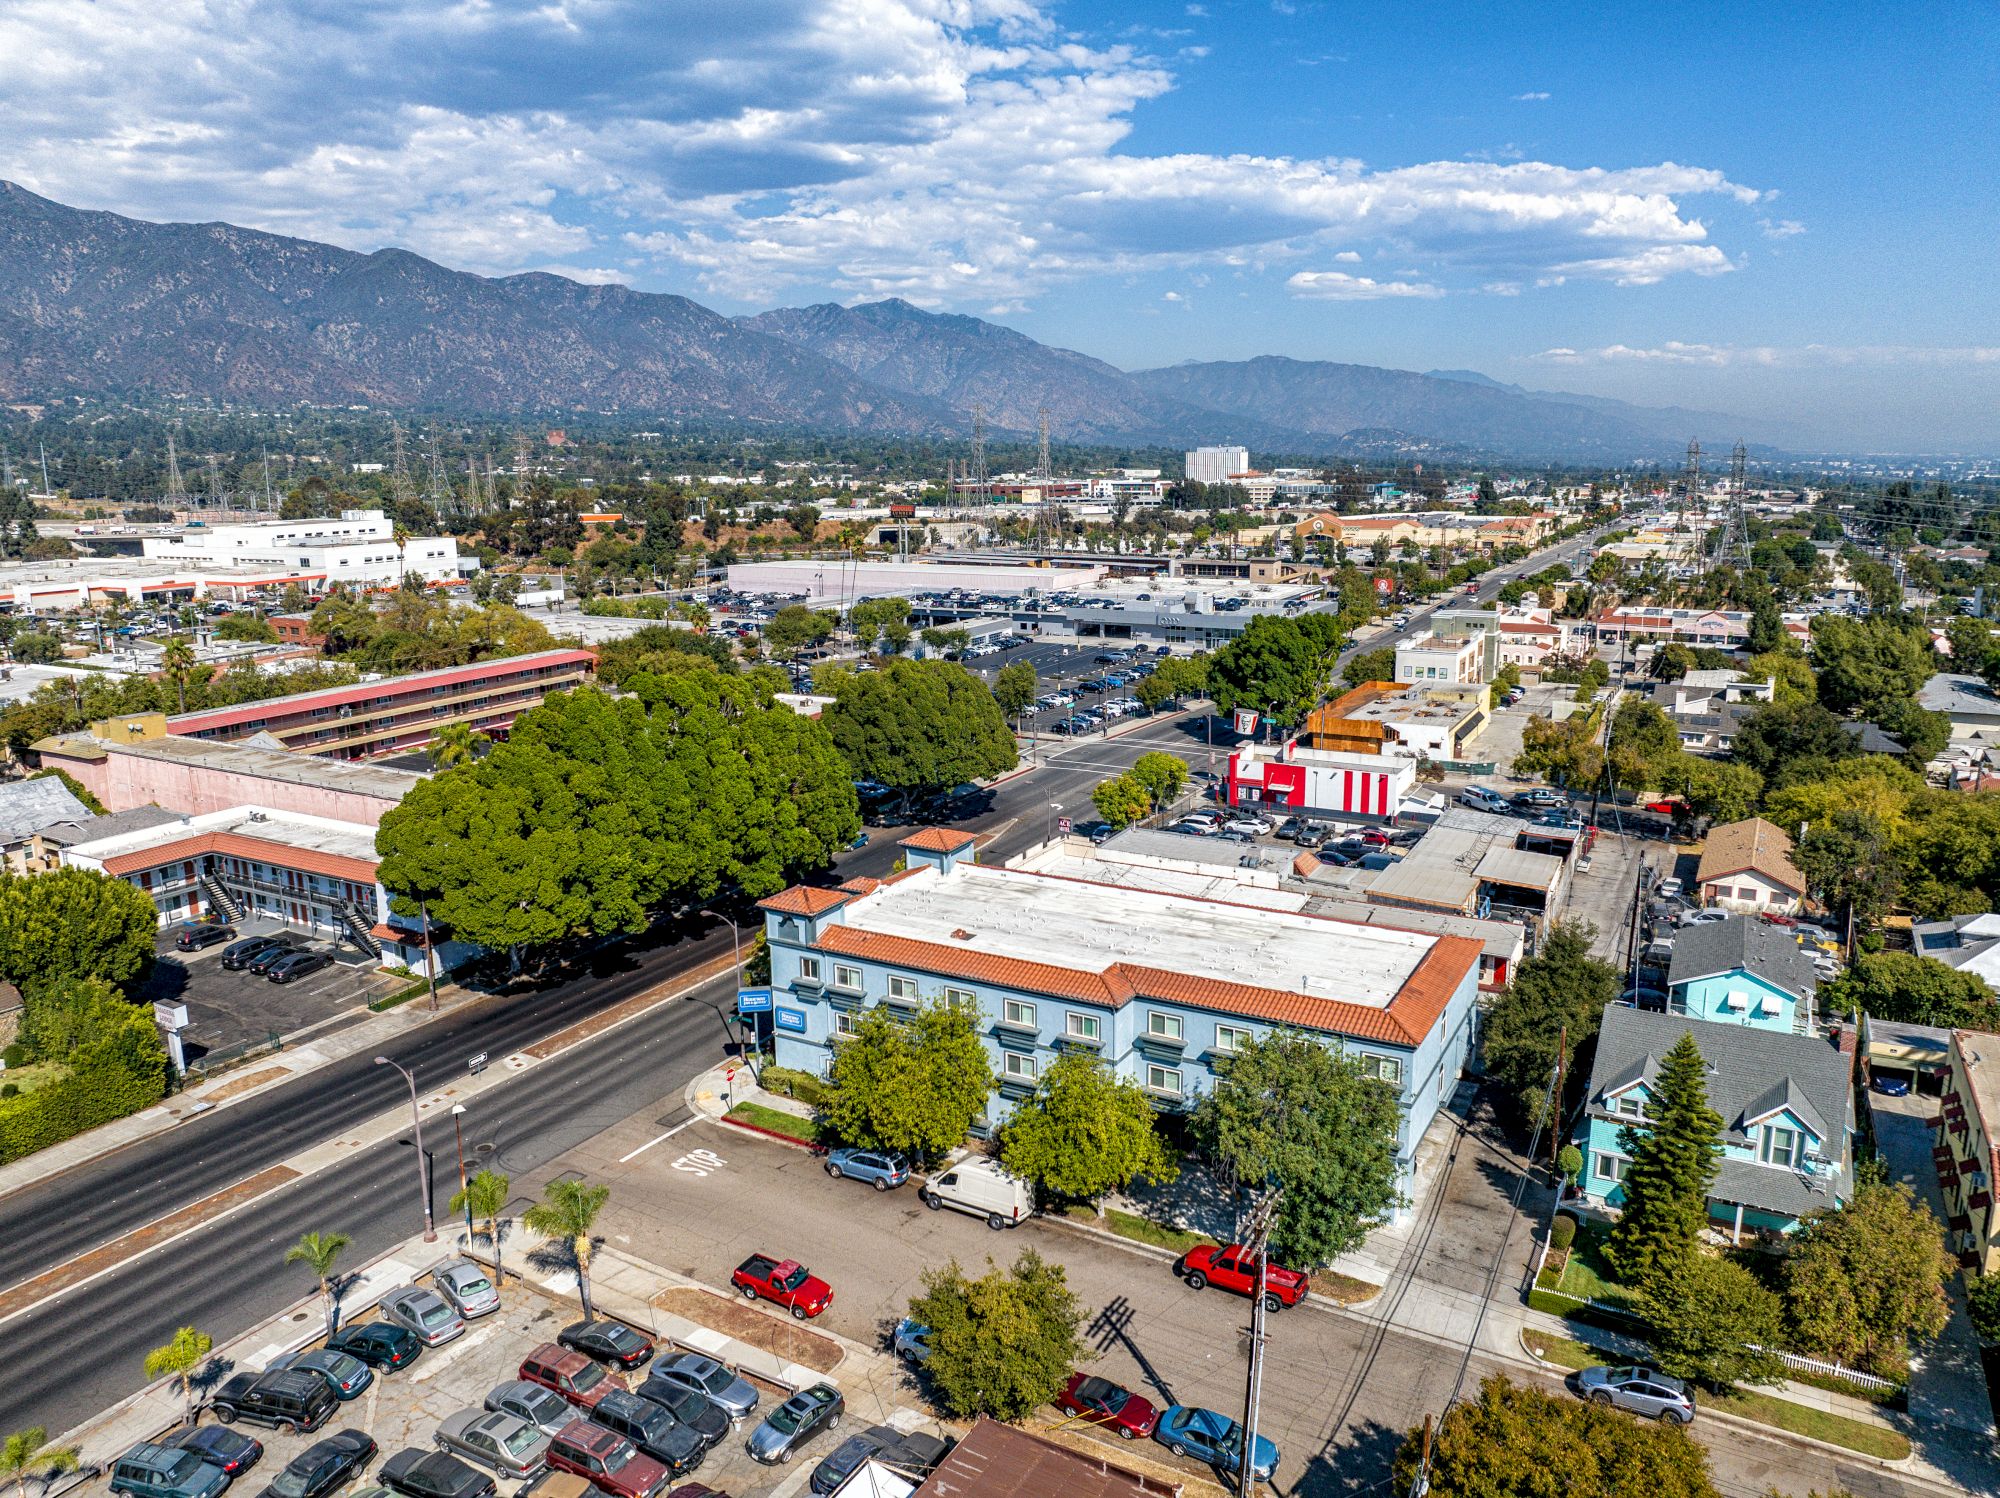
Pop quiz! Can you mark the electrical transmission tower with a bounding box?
[424,431,452,515]
[1727,441,1750,567]
[261,449,276,513]
[205,457,226,510]
[968,405,989,508]
[389,420,418,508]
[1035,407,1052,485]
[1679,438,1702,580]
[512,432,534,502]
[165,432,189,511]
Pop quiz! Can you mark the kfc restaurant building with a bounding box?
[1226,739,1417,825]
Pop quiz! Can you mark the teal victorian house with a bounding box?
[1577,917,1857,1241]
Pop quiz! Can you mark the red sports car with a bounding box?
[1056,1373,1158,1439]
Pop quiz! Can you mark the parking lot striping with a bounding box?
[617,1113,705,1163]
[408,1323,496,1383]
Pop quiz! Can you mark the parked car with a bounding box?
[646,1353,759,1424]
[1175,1244,1308,1310]
[109,1443,231,1498]
[545,1422,668,1498]
[380,1286,466,1347]
[629,1378,731,1448]
[731,1254,833,1319]
[324,1322,422,1372]
[1872,1073,1913,1097]
[1513,788,1567,809]
[433,1260,500,1320]
[519,1345,625,1411]
[746,1384,844,1465]
[1456,786,1511,814]
[1678,909,1731,928]
[808,1426,901,1496]
[266,950,335,985]
[1153,1406,1278,1481]
[890,1318,931,1365]
[1222,815,1271,836]
[262,1432,377,1498]
[1055,1374,1157,1439]
[919,1158,1034,1229]
[589,1391,706,1477]
[174,923,236,952]
[1575,1365,1696,1425]
[217,934,288,969]
[823,1147,909,1191]
[377,1450,494,1498]
[209,1370,338,1432]
[558,1320,656,1370]
[1656,878,1684,899]
[245,941,309,975]
[435,1411,550,1482]
[268,1348,374,1400]
[1293,823,1328,849]
[485,1382,578,1440]
[167,1427,263,1480]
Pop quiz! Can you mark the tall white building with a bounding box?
[143,509,464,586]
[1185,446,1250,486]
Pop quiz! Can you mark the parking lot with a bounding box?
[136,915,404,1064]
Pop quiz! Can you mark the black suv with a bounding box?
[208,1369,337,1432]
[587,1390,705,1476]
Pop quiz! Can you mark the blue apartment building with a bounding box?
[757,830,1484,1207]
[1577,916,1856,1240]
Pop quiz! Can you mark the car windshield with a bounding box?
[499,1427,541,1458]
[161,1452,202,1483]
[570,1362,606,1392]
[598,1444,631,1475]
[767,1399,811,1434]
[453,1274,492,1296]
[777,1265,809,1292]
[419,1303,452,1327]
[268,1461,320,1498]
[648,1385,700,1420]
[605,1326,643,1351]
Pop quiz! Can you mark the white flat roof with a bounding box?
[1008,840,1312,913]
[65,804,381,866]
[845,863,1434,1009]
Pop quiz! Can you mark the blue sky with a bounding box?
[2,0,1994,447]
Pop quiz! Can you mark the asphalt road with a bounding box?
[0,971,742,1442]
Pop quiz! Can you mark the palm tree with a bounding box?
[1,1430,79,1498]
[144,1327,214,1422]
[284,1230,351,1332]
[393,524,411,582]
[429,721,484,771]
[449,1169,511,1284]
[522,1178,611,1322]
[160,635,196,713]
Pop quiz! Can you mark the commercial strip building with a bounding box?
[1394,631,1484,686]
[725,558,1109,603]
[761,830,1482,1204]
[160,649,596,761]
[1289,510,1557,554]
[1590,605,1812,650]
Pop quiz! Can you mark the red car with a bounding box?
[519,1345,627,1411]
[1358,828,1394,848]
[731,1254,833,1320]
[545,1421,668,1498]
[1056,1373,1157,1439]
[1175,1244,1309,1310]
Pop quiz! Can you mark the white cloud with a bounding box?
[1288,269,1444,300]
[1512,91,1550,101]
[1185,2,1207,12]
[0,0,1767,307]
[1532,342,2000,368]
[1759,217,1806,239]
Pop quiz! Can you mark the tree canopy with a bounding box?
[1636,1253,1784,1388]
[907,1248,1086,1421]
[1808,616,1935,718]
[0,868,157,1000]
[822,658,1018,800]
[819,1001,992,1159]
[1783,1177,1954,1378]
[1481,920,1618,1128]
[1205,614,1345,725]
[1822,949,2000,1029]
[999,1052,1178,1203]
[1605,1032,1721,1288]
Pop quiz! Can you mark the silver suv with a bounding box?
[1576,1365,1695,1424]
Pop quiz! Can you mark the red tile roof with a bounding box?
[757,886,854,917]
[899,827,978,854]
[96,830,379,884]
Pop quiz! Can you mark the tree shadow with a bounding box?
[187,1354,240,1407]
[1292,1417,1407,1498]
[1121,1158,1246,1242]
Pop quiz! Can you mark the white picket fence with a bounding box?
[1749,1344,1900,1393]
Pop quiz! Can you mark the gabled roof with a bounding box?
[1667,916,1819,1001]
[1739,1075,1828,1140]
[1695,817,1805,895]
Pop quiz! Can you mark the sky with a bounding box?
[2,0,1996,450]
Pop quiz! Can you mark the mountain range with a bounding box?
[0,181,1787,461]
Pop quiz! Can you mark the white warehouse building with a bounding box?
[143,509,464,587]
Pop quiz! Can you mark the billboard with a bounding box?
[1232,708,1260,736]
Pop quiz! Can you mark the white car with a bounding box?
[1656,878,1684,899]
[1679,908,1731,927]
[1223,816,1271,836]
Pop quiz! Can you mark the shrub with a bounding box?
[0,1083,16,1099]
[1964,1271,2000,1344]
[758,1064,829,1108]
[1550,1214,1578,1255]
[0,1042,25,1069]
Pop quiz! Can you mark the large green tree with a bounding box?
[1636,1253,1785,1388]
[907,1248,1086,1421]
[1394,1375,1719,1498]
[1809,616,1935,717]
[1341,645,1397,688]
[1481,920,1619,1128]
[0,869,156,1000]
[1191,1029,1401,1264]
[822,658,1018,804]
[820,1001,992,1159]
[1822,950,2000,1029]
[999,1052,1178,1203]
[1729,700,1862,786]
[992,661,1038,720]
[1605,1032,1722,1288]
[1134,654,1209,713]
[1783,1178,1955,1377]
[1206,614,1345,725]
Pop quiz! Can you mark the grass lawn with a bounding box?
[0,1062,66,1096]
[724,1101,822,1144]
[1544,1221,1636,1309]
[1063,1205,1216,1254]
[1520,1329,1912,1460]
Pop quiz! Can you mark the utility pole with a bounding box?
[1236,1188,1281,1496]
[1549,1024,1568,1171]
[1625,854,1649,995]
[165,432,188,512]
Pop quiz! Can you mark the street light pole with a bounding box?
[375,1056,436,1242]
[451,1103,472,1244]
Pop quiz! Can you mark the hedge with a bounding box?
[1550,1214,1577,1254]
[757,1064,830,1108]
[0,1057,166,1164]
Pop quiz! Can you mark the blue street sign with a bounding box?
[775,1006,807,1034]
[736,987,774,1014]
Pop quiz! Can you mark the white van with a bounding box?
[1457,786,1511,814]
[921,1158,1035,1230]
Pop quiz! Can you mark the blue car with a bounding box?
[1153,1406,1278,1481]
[824,1148,910,1191]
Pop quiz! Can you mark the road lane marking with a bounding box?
[618,1115,704,1164]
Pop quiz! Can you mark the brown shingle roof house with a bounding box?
[1696,816,1805,912]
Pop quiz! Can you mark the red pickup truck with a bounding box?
[731,1254,833,1320]
[1175,1244,1309,1310]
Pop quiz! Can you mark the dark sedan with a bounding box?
[174,923,236,951]
[169,1426,263,1478]
[261,1430,375,1498]
[267,950,335,985]
[244,942,306,975]
[378,1450,495,1498]
[326,1321,422,1371]
[631,1379,729,1448]
[222,935,294,970]
[558,1320,655,1371]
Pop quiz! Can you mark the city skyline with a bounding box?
[0,1,1993,448]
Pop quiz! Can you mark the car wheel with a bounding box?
[827,1413,840,1430]
[740,1284,757,1300]
[1264,1292,1285,1312]
[1184,1272,1207,1291]
[871,1177,888,1192]
[791,1304,807,1319]
[1118,1427,1135,1440]
[922,1192,942,1211]
[1589,1391,1612,1406]
[826,1163,842,1178]
[780,1449,793,1464]
[1168,1442,1187,1458]
[215,1407,237,1425]
[986,1212,1006,1230]
[1661,1410,1689,1426]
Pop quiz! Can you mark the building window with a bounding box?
[887,974,920,1003]
[833,1011,859,1039]
[1360,1054,1404,1088]
[1594,1153,1625,1183]
[943,986,976,1009]
[833,963,863,991]
[1215,1024,1252,1055]
[797,956,821,984]
[1762,1123,1802,1167]
[1003,1052,1038,1083]
[1065,1013,1102,1043]
[1147,1012,1185,1043]
[1614,1092,1646,1120]
[1002,999,1037,1029]
[1147,1064,1182,1096]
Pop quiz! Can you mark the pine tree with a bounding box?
[1605,1032,1722,1288]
